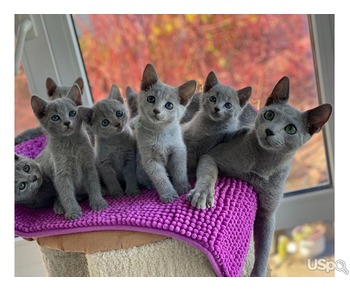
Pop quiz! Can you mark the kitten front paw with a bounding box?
[187,188,214,209]
[160,192,179,203]
[125,187,140,197]
[64,207,83,220]
[90,198,108,211]
[174,182,190,195]
[53,200,64,215]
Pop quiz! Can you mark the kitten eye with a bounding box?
[147,96,155,103]
[19,182,26,191]
[69,110,76,117]
[209,96,216,103]
[51,115,60,122]
[224,103,232,109]
[23,164,30,173]
[101,119,110,127]
[116,110,123,117]
[165,102,173,110]
[264,110,275,121]
[285,124,297,135]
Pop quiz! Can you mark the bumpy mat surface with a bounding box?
[15,134,257,277]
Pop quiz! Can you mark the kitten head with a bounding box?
[201,71,251,122]
[138,64,197,125]
[15,154,43,203]
[31,84,83,137]
[255,76,332,153]
[46,77,84,101]
[79,84,129,138]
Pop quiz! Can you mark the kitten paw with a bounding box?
[90,198,108,210]
[64,207,83,220]
[174,183,190,195]
[53,200,65,215]
[125,187,140,197]
[160,192,179,203]
[187,188,214,209]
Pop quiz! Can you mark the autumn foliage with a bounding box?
[15,14,330,193]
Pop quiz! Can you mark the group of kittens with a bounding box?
[15,63,332,276]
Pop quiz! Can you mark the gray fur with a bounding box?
[135,64,196,202]
[15,154,56,208]
[79,84,139,198]
[182,71,252,177]
[32,84,108,220]
[187,76,332,276]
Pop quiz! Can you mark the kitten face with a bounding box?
[255,104,307,151]
[15,155,43,203]
[139,83,185,125]
[91,99,129,138]
[138,64,196,125]
[32,84,82,137]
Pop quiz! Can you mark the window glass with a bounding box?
[71,14,330,193]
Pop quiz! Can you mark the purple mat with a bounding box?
[15,134,257,277]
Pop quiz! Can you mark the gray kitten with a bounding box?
[135,64,196,202]
[182,71,252,177]
[32,84,108,220]
[15,154,56,208]
[79,84,139,198]
[187,76,332,276]
[15,77,84,145]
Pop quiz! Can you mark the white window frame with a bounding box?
[16,14,334,230]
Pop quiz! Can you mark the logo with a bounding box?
[307,259,349,275]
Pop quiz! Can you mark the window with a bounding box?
[16,14,334,230]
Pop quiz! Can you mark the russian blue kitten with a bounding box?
[79,84,139,198]
[182,71,252,177]
[135,64,196,202]
[15,154,56,208]
[15,77,84,145]
[187,76,332,276]
[32,84,108,220]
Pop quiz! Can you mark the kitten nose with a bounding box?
[265,128,274,137]
[115,122,120,128]
[214,107,220,112]
[64,121,71,127]
[153,109,160,115]
[29,175,38,182]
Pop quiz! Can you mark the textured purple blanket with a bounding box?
[15,134,257,277]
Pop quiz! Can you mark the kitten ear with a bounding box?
[204,71,219,93]
[126,86,137,100]
[141,64,158,91]
[108,84,124,104]
[238,86,252,108]
[304,103,332,135]
[178,80,197,106]
[74,77,84,93]
[31,95,48,119]
[46,77,57,97]
[265,76,289,106]
[78,106,94,126]
[66,84,82,106]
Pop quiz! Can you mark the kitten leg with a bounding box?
[82,162,108,210]
[53,198,64,215]
[123,152,140,196]
[168,147,190,195]
[187,155,218,209]
[143,158,178,203]
[98,163,125,198]
[54,175,82,220]
[251,209,276,277]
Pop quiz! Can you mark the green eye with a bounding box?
[264,110,275,121]
[285,124,297,135]
[19,182,26,190]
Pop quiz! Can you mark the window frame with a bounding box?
[17,14,334,230]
